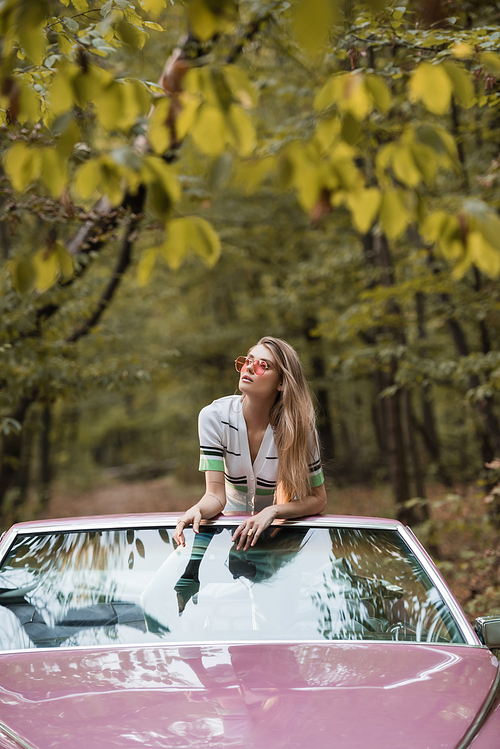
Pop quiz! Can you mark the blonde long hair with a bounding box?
[256,336,318,504]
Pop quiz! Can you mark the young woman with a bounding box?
[174,336,327,550]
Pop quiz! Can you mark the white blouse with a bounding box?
[198,395,324,512]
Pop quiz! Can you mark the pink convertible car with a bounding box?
[0,513,499,748]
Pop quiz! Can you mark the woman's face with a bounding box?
[238,344,283,400]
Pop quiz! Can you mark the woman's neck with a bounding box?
[241,394,274,431]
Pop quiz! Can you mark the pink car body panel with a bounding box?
[0,642,498,749]
[0,513,498,748]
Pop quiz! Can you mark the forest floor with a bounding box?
[39,476,500,622]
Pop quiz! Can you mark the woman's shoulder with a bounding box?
[199,394,242,419]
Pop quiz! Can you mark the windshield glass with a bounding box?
[0,525,465,650]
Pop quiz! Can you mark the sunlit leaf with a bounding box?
[410,143,437,186]
[187,0,218,41]
[223,65,258,108]
[100,159,124,206]
[141,156,181,202]
[139,0,166,16]
[291,0,336,56]
[463,199,500,252]
[452,43,473,59]
[443,62,475,108]
[423,212,463,260]
[74,159,102,199]
[379,190,411,240]
[49,66,77,116]
[137,248,158,286]
[175,93,200,140]
[56,118,80,158]
[191,105,227,156]
[94,82,124,130]
[392,146,422,188]
[314,76,342,111]
[409,62,452,115]
[480,52,500,78]
[162,216,221,269]
[149,98,171,154]
[314,118,340,152]
[187,217,221,266]
[33,248,60,292]
[115,20,142,49]
[421,211,450,243]
[161,218,190,269]
[57,34,73,55]
[226,104,256,157]
[364,74,392,114]
[232,157,275,193]
[467,231,500,279]
[41,148,67,198]
[287,146,321,212]
[55,242,74,278]
[4,142,42,192]
[18,79,40,123]
[19,23,46,66]
[347,188,381,234]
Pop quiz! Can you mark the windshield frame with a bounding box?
[0,515,477,650]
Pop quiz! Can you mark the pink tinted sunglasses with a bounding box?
[235,356,275,377]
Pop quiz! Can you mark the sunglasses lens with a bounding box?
[235,357,268,376]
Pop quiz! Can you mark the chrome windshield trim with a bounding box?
[398,526,476,646]
[0,720,37,749]
[0,639,487,657]
[3,515,402,536]
[0,527,18,564]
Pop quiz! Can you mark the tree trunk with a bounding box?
[15,422,32,511]
[371,371,387,456]
[304,324,335,476]
[311,353,335,476]
[0,395,35,519]
[379,366,413,523]
[415,291,453,487]
[39,403,52,514]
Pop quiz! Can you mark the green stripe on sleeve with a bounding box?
[199,456,224,472]
[309,469,324,487]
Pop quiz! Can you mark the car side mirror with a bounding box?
[474,616,500,649]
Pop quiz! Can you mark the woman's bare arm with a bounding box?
[233,483,327,550]
[174,471,226,546]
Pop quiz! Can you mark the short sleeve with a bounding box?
[308,431,324,488]
[198,402,224,472]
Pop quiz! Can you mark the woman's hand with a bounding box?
[232,505,279,551]
[174,505,202,547]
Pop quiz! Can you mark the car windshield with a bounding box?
[0,524,465,650]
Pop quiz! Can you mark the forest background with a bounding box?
[1,0,500,622]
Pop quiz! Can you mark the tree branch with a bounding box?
[66,195,144,344]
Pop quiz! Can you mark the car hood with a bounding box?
[0,642,497,749]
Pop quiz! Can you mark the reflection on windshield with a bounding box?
[0,526,464,650]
